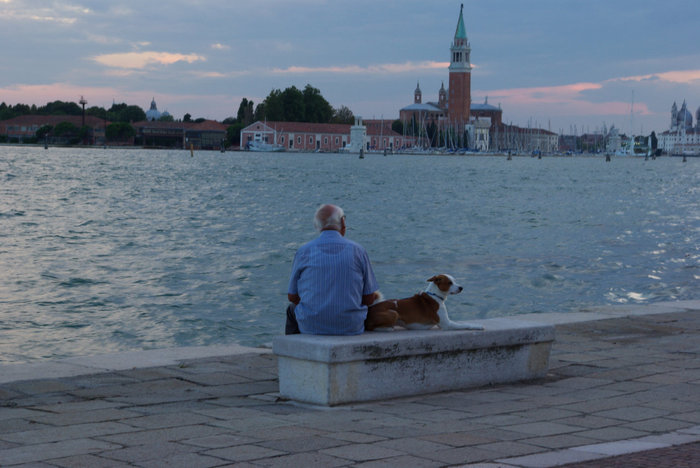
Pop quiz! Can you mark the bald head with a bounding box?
[314,204,345,234]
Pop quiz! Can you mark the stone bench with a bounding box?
[272,318,555,406]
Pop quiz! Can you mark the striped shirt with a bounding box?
[288,230,378,335]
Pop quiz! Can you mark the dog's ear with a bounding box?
[427,276,439,283]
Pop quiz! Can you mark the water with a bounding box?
[0,147,697,363]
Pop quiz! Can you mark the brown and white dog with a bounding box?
[365,274,484,331]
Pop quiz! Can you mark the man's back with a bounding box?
[288,230,377,335]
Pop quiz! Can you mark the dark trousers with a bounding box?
[285,303,300,335]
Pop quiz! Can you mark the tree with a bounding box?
[183,113,192,122]
[107,103,145,122]
[236,98,254,126]
[122,105,146,122]
[332,105,354,124]
[226,121,245,146]
[650,131,658,152]
[106,122,135,142]
[158,114,174,122]
[281,86,305,121]
[261,89,284,121]
[86,106,108,118]
[391,119,404,135]
[256,84,336,123]
[36,125,53,139]
[53,121,79,136]
[52,121,85,144]
[302,84,333,123]
[254,102,266,121]
[38,101,82,115]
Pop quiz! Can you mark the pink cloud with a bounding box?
[273,61,448,75]
[93,51,205,69]
[616,69,700,84]
[482,81,650,117]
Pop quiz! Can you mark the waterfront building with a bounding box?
[134,120,227,149]
[657,100,700,155]
[239,120,413,152]
[0,114,226,149]
[0,114,107,145]
[492,125,558,154]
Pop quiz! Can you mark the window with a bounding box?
[324,137,328,144]
[297,136,301,144]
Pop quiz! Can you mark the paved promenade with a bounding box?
[1,300,699,467]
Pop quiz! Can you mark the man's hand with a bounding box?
[288,293,300,305]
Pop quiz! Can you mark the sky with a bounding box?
[1,0,699,135]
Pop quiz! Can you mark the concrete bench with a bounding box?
[272,318,555,406]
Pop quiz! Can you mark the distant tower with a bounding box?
[414,82,422,104]
[679,100,692,129]
[671,102,678,130]
[438,82,447,109]
[79,95,87,127]
[448,3,472,129]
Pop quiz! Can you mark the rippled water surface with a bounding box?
[1,147,698,363]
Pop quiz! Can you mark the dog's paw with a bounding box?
[442,321,484,331]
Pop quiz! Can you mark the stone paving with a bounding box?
[0,300,699,467]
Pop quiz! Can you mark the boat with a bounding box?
[246,140,285,152]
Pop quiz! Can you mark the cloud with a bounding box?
[93,51,206,70]
[614,69,700,85]
[483,80,649,119]
[211,43,230,50]
[273,61,448,75]
[0,2,90,24]
[490,82,603,105]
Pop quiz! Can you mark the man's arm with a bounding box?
[288,293,300,305]
[362,291,380,306]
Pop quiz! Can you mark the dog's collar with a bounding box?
[424,291,445,302]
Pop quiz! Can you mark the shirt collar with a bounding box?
[319,229,342,239]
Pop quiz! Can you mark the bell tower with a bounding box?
[448,4,472,128]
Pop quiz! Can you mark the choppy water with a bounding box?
[0,146,698,363]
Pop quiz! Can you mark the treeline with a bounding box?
[224,84,355,145]
[0,100,152,123]
[2,84,354,146]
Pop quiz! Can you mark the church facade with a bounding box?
[399,4,502,150]
[657,100,700,155]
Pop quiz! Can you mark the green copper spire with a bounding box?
[454,3,466,40]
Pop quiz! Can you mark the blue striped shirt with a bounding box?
[288,230,378,335]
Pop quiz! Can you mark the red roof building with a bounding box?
[240,120,413,152]
[0,114,108,144]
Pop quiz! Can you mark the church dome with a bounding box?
[696,106,700,124]
[677,108,693,127]
[145,98,162,121]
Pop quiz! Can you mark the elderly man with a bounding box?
[286,204,379,335]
